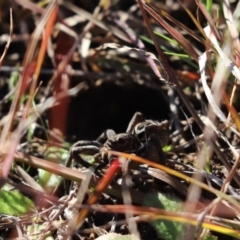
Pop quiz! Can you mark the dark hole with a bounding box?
[67,83,169,141]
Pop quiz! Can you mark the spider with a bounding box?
[67,112,169,175]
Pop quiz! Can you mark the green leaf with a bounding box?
[0,189,35,215]
[27,224,54,240]
[143,192,217,240]
[44,146,69,164]
[38,169,62,193]
[37,146,69,192]
[203,234,218,240]
[143,192,183,240]
[163,145,172,152]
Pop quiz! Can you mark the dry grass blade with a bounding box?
[66,160,120,235]
[13,151,144,204]
[14,0,43,14]
[136,6,236,206]
[62,1,131,43]
[224,93,240,132]
[106,150,240,212]
[0,1,58,179]
[202,25,240,143]
[196,0,222,41]
[192,17,240,220]
[2,1,240,239]
[204,26,240,81]
[176,0,206,39]
[86,205,240,238]
[20,0,57,93]
[223,0,240,51]
[141,167,188,196]
[156,8,205,45]
[199,51,228,122]
[49,29,75,139]
[15,165,44,192]
[96,43,167,81]
[0,8,13,67]
[141,1,199,62]
[33,3,58,86]
[138,1,232,184]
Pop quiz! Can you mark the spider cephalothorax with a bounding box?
[102,133,144,152]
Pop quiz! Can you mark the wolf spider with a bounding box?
[68,112,169,175]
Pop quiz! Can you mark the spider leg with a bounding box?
[94,154,109,176]
[71,140,101,148]
[145,134,166,163]
[145,121,169,147]
[126,112,144,133]
[142,121,169,163]
[96,129,116,144]
[68,141,101,169]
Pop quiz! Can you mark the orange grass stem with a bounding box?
[71,159,120,231]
